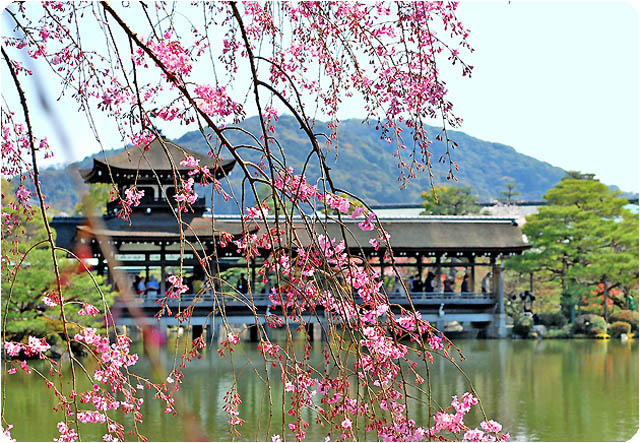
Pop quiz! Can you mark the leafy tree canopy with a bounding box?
[2,180,115,343]
[74,183,111,216]
[1,178,49,252]
[506,173,638,320]
[420,185,482,215]
[1,248,116,343]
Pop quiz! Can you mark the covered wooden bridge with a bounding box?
[52,138,529,340]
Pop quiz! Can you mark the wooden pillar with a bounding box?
[490,256,496,296]
[498,264,505,314]
[469,255,476,293]
[251,258,257,293]
[435,255,442,293]
[96,255,105,277]
[160,243,166,295]
[145,252,150,280]
[103,247,116,290]
[320,320,329,342]
[417,254,423,282]
[379,252,386,288]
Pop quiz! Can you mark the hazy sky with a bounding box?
[441,1,639,193]
[3,1,639,193]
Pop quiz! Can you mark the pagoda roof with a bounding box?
[79,137,235,184]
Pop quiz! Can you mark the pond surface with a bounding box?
[3,338,638,441]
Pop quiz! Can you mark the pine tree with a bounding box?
[506,174,638,321]
[498,183,521,204]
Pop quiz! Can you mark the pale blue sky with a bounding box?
[3,1,638,193]
[441,1,639,193]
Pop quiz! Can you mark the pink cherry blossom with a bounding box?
[358,212,376,231]
[228,333,240,345]
[180,155,199,168]
[55,422,78,442]
[78,303,100,317]
[166,274,189,298]
[481,419,503,434]
[4,342,23,357]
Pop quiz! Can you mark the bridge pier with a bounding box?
[126,326,141,342]
[205,318,217,345]
[305,323,315,342]
[488,313,508,338]
[488,263,508,338]
[249,324,259,342]
[192,324,203,341]
[314,322,324,342]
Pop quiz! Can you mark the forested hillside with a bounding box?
[38,116,570,214]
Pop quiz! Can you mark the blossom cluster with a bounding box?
[117,187,145,222]
[173,177,198,211]
[4,336,51,359]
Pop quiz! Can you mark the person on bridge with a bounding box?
[424,271,435,293]
[147,275,160,297]
[481,272,492,294]
[443,278,454,293]
[236,273,248,294]
[460,274,470,293]
[410,274,423,293]
[137,276,147,296]
[433,267,443,293]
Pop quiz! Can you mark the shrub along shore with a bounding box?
[510,309,639,339]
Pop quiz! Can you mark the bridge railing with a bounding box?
[130,291,272,306]
[124,290,494,307]
[386,291,495,305]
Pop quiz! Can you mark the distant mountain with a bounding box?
[38,116,574,214]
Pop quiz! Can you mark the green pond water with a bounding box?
[3,337,638,442]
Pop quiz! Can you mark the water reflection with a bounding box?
[3,338,637,441]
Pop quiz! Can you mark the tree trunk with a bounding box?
[602,277,609,323]
[529,272,534,294]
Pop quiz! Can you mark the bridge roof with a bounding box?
[68,214,528,255]
[314,216,528,253]
[79,137,235,184]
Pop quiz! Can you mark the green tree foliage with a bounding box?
[1,178,48,251]
[74,183,111,215]
[2,248,115,343]
[254,182,294,214]
[498,182,521,204]
[420,185,482,215]
[2,180,115,343]
[506,174,638,321]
